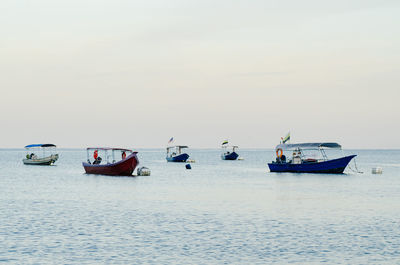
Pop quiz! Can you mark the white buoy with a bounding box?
[238,157,244,160]
[187,159,196,163]
[372,167,383,174]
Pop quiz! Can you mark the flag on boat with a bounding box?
[222,140,228,145]
[168,137,174,143]
[282,132,290,144]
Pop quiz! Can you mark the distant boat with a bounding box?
[268,142,356,173]
[221,145,239,160]
[82,147,139,176]
[166,145,190,162]
[23,144,59,165]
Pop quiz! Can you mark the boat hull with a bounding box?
[166,153,189,162]
[221,152,239,160]
[82,152,139,176]
[23,154,59,165]
[268,155,356,174]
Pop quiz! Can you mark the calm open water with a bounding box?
[0,149,399,264]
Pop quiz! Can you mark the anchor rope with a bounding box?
[348,157,363,174]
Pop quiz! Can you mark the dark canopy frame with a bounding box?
[275,142,342,150]
[25,144,56,148]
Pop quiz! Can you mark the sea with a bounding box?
[0,149,399,264]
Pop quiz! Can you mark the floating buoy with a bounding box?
[238,157,244,160]
[185,164,191,169]
[187,159,196,163]
[137,167,151,176]
[372,167,383,174]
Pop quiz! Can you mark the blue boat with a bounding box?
[268,142,356,174]
[221,145,239,160]
[166,145,190,162]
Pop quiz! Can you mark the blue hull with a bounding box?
[166,153,189,162]
[221,152,239,160]
[268,155,356,174]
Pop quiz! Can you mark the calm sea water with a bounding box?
[0,149,399,264]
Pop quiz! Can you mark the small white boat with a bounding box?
[23,144,59,165]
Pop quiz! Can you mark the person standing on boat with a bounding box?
[92,150,102,164]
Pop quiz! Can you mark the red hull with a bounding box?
[82,152,139,176]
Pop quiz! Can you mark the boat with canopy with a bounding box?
[268,142,356,173]
[82,147,139,176]
[23,144,59,165]
[166,145,190,162]
[221,145,239,160]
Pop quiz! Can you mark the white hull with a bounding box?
[23,154,59,165]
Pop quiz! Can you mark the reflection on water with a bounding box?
[0,149,399,263]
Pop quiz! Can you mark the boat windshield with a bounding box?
[299,148,344,161]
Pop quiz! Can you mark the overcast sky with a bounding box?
[1,0,399,149]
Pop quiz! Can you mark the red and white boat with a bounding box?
[82,147,139,176]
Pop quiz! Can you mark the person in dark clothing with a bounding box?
[93,157,102,165]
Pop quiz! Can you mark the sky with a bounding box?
[1,0,399,149]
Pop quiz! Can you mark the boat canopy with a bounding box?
[167,145,188,149]
[25,144,56,148]
[275,142,342,150]
[86,147,133,152]
[222,145,238,148]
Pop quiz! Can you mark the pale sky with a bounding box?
[1,0,399,149]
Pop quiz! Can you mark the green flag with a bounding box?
[282,132,290,144]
